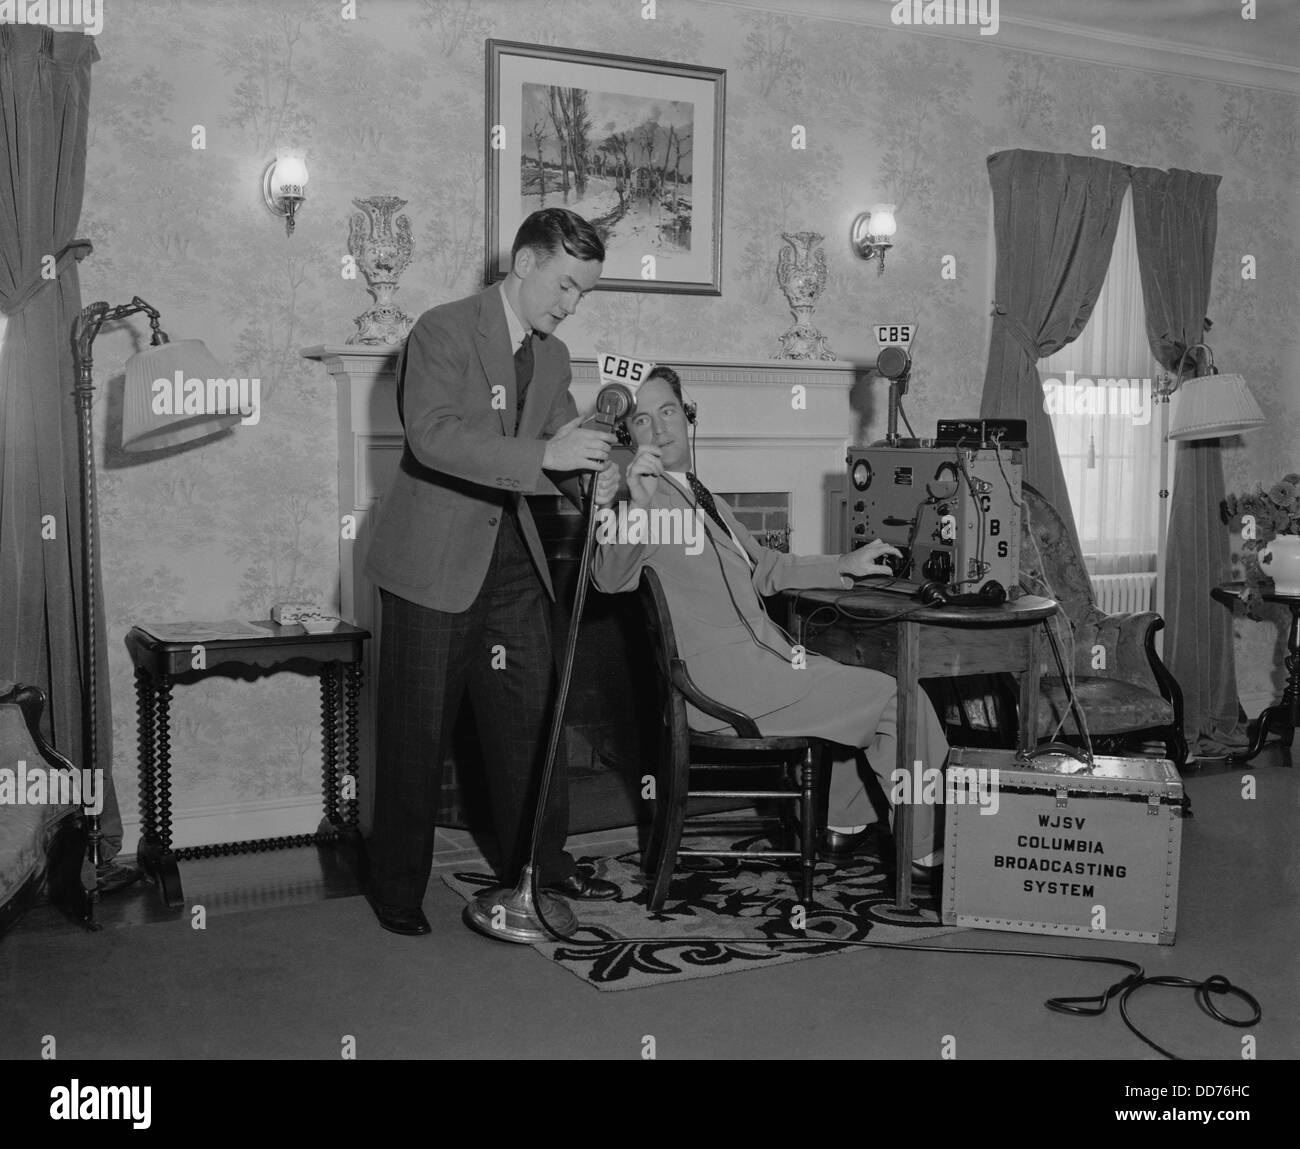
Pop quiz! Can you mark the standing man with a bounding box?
[364,208,621,936]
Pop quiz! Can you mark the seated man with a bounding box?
[590,366,948,872]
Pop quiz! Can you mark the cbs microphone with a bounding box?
[588,352,656,481]
[593,379,637,431]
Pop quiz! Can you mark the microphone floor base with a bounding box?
[462,865,579,944]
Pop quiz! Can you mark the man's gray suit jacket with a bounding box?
[365,285,580,612]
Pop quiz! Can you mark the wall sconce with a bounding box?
[263,155,309,236]
[850,203,896,275]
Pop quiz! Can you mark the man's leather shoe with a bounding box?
[545,872,620,900]
[369,899,431,935]
[910,860,942,885]
[819,824,888,863]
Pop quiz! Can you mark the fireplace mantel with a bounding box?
[302,344,868,603]
[303,344,869,546]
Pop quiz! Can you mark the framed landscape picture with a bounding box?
[485,40,725,295]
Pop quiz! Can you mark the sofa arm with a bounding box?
[1,684,89,930]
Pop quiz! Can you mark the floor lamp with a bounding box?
[73,297,238,922]
[1154,342,1266,629]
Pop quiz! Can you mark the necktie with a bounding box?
[686,472,729,536]
[514,331,534,425]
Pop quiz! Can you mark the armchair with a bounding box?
[938,484,1187,771]
[1018,482,1188,768]
[0,682,92,935]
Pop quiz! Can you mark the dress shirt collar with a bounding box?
[499,281,531,350]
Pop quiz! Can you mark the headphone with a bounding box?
[917,579,1008,607]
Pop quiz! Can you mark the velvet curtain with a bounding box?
[1131,167,1242,752]
[981,149,1132,558]
[0,26,121,857]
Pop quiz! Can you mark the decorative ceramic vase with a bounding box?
[347,195,414,346]
[1260,533,1300,595]
[773,230,836,361]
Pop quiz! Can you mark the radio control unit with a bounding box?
[846,436,1023,599]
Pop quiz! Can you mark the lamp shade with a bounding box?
[869,204,897,237]
[1167,372,1266,441]
[270,155,308,196]
[122,339,243,451]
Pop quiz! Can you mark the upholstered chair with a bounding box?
[1017,483,1187,767]
[937,483,1187,770]
[0,682,90,934]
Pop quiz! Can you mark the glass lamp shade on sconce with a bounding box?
[263,155,309,235]
[121,339,241,452]
[850,204,897,270]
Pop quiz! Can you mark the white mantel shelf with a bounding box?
[302,346,873,383]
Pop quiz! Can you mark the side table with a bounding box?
[785,588,1058,908]
[124,621,371,907]
[1212,581,1297,766]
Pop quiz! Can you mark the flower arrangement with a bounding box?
[1222,473,1300,602]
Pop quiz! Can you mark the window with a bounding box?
[1039,189,1163,577]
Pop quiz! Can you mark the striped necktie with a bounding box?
[514,331,534,424]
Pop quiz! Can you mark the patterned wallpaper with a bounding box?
[75,0,1297,842]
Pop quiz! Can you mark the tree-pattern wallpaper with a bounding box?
[77,0,1297,843]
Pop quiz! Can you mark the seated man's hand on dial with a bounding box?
[837,539,902,580]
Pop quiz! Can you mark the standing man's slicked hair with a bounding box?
[511,207,606,266]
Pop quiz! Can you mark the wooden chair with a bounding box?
[637,567,827,909]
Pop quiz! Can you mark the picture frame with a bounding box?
[485,39,725,295]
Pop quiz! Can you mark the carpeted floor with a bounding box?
[1,769,1296,1060]
[443,831,959,989]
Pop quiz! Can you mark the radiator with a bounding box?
[1091,572,1157,614]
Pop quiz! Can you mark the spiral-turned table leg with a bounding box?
[319,666,341,832]
[136,674,184,907]
[343,662,363,833]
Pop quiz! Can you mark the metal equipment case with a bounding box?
[940,747,1184,944]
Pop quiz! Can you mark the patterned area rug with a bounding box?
[444,833,961,991]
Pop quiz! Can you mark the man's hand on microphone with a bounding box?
[542,415,615,472]
[593,460,620,508]
[837,538,903,580]
[626,445,664,507]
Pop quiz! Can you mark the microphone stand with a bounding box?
[463,399,628,944]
